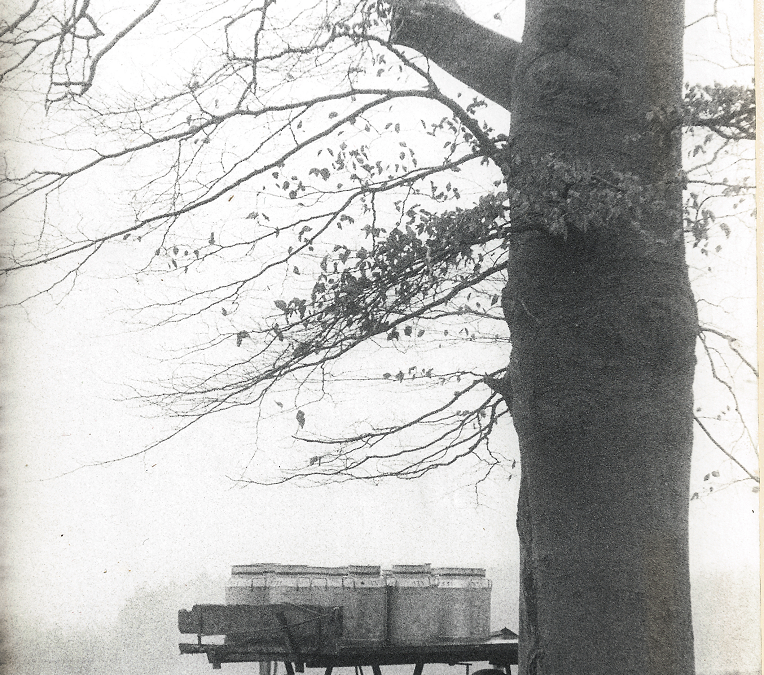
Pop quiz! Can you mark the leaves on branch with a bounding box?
[0,0,754,487]
[683,82,756,141]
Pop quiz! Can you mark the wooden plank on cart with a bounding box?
[180,629,518,670]
[178,603,343,654]
[178,638,519,670]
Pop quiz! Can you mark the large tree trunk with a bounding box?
[508,2,697,673]
[393,1,698,674]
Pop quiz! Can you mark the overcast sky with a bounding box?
[0,1,759,674]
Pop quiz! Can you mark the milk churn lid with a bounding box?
[432,567,486,577]
[390,564,432,574]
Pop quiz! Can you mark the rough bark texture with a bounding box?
[392,1,697,674]
[391,3,520,109]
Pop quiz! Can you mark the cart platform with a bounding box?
[179,604,518,673]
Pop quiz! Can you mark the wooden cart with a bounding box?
[179,604,518,674]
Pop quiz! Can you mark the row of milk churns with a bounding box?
[225,563,491,647]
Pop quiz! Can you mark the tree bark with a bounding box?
[393,2,697,674]
[391,1,520,110]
